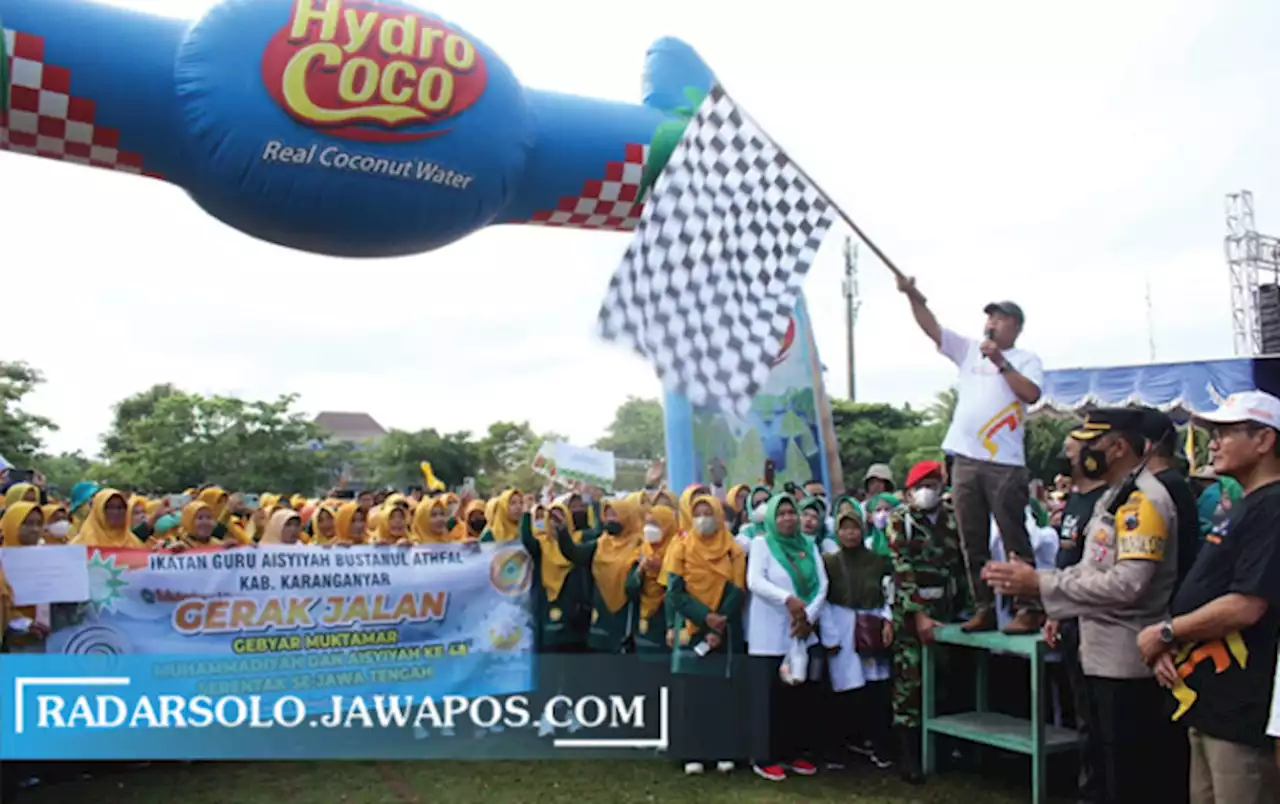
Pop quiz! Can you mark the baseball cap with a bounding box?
[983,301,1025,326]
[1194,391,1280,430]
[1071,408,1147,441]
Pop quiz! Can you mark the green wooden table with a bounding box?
[921,624,1082,804]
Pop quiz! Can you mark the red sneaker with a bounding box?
[752,763,786,781]
[786,759,818,776]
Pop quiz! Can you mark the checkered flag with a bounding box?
[596,85,835,416]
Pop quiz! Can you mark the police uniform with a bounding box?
[887,460,966,782]
[1038,409,1181,804]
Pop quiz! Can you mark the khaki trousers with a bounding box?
[1188,728,1280,804]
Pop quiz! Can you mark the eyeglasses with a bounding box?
[1208,422,1265,442]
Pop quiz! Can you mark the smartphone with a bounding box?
[168,493,192,510]
[763,460,776,488]
[238,493,261,510]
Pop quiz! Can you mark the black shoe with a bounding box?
[896,726,924,785]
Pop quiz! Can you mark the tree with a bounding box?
[36,450,96,495]
[829,400,924,488]
[0,361,57,462]
[101,383,180,457]
[595,396,666,460]
[477,421,566,494]
[100,389,338,493]
[355,429,484,491]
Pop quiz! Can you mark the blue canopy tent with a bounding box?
[1036,357,1280,417]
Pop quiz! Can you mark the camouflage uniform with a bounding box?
[887,503,964,728]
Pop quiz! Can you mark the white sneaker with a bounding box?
[684,762,705,775]
[716,761,735,773]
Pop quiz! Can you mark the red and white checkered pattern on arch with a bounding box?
[1,28,161,178]
[528,142,649,231]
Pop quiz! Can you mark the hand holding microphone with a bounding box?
[980,327,1005,366]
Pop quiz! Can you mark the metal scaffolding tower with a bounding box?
[842,236,861,400]
[1225,191,1280,355]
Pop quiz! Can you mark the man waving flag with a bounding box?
[596,84,836,417]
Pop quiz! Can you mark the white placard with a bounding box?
[0,544,90,606]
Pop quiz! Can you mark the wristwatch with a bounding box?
[997,362,1011,373]
[1159,621,1175,645]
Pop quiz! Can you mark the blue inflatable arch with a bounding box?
[0,0,844,495]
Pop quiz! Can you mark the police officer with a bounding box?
[984,408,1181,804]
[887,459,965,784]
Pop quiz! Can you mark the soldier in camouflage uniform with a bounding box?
[887,459,965,785]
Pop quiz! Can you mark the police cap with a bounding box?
[1070,408,1147,441]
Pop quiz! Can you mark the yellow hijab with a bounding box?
[670,495,744,611]
[451,499,487,541]
[0,567,15,634]
[72,490,145,548]
[333,502,363,545]
[290,494,308,511]
[411,497,457,544]
[487,489,522,543]
[537,499,582,601]
[640,504,679,618]
[3,483,38,509]
[592,498,644,614]
[2,501,42,548]
[677,485,707,533]
[0,502,41,619]
[309,503,339,545]
[40,503,69,544]
[178,501,221,546]
[727,484,751,516]
[259,509,301,545]
[198,487,229,518]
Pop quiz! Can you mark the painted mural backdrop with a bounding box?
[687,296,842,491]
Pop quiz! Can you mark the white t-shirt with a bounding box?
[1268,646,1280,738]
[939,328,1044,466]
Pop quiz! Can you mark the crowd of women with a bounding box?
[0,471,913,784]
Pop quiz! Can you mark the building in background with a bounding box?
[313,411,387,489]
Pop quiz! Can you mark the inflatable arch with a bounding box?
[0,0,844,494]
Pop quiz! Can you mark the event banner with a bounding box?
[0,547,766,760]
[47,545,534,696]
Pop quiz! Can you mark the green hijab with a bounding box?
[866,491,901,558]
[763,494,821,604]
[799,495,831,548]
[824,507,888,610]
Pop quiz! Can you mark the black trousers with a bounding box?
[1060,628,1103,804]
[672,673,749,762]
[749,658,819,764]
[1084,675,1185,804]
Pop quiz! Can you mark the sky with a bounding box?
[5,0,1280,458]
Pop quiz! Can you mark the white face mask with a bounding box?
[45,520,71,538]
[911,487,940,511]
[871,510,890,530]
[643,524,664,543]
[694,515,718,536]
[752,503,767,523]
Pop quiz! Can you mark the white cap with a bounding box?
[1195,390,1280,429]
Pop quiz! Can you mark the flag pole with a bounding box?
[715,84,908,281]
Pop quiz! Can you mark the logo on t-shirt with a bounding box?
[976,402,1025,459]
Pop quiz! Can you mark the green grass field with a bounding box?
[13,759,1071,803]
